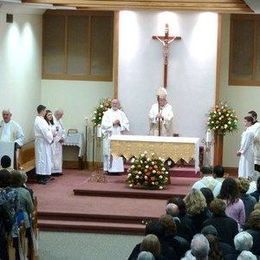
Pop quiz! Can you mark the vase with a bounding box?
[96,126,102,138]
[214,133,224,166]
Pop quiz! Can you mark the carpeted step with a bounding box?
[38,219,145,235]
[38,211,156,225]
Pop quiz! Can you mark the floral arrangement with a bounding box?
[92,98,112,127]
[207,102,238,135]
[127,152,169,190]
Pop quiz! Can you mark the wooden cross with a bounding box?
[152,24,181,88]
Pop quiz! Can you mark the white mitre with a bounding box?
[156,87,167,98]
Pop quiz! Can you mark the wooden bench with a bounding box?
[18,141,35,173]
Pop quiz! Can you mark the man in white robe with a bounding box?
[52,109,65,175]
[0,109,24,169]
[34,105,53,184]
[248,111,260,179]
[237,116,255,179]
[101,99,129,173]
[149,88,173,136]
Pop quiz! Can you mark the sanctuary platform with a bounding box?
[29,169,198,235]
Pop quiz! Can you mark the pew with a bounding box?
[18,141,35,173]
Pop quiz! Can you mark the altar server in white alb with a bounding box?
[248,111,260,177]
[52,109,65,175]
[34,105,54,184]
[237,116,255,179]
[0,109,24,168]
[149,87,173,136]
[101,99,129,173]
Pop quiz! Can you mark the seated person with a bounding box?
[0,155,13,171]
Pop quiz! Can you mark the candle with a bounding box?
[206,130,212,143]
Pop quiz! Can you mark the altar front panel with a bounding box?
[110,135,200,171]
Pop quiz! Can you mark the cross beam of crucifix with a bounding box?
[152,24,181,88]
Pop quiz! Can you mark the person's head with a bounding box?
[218,177,239,205]
[167,196,186,217]
[0,169,11,188]
[44,110,53,125]
[54,109,64,120]
[165,203,179,217]
[213,165,225,178]
[159,214,177,236]
[248,110,257,122]
[238,177,250,194]
[201,225,219,238]
[209,198,226,216]
[140,234,161,258]
[200,187,214,207]
[244,116,254,128]
[237,250,257,260]
[145,220,164,240]
[158,97,167,107]
[111,99,120,111]
[190,234,210,260]
[2,109,12,123]
[9,170,25,187]
[184,189,207,216]
[1,155,11,168]
[234,231,253,252]
[137,251,155,260]
[205,234,223,260]
[245,209,260,230]
[37,105,47,116]
[200,166,213,176]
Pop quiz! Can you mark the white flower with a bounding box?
[162,167,165,171]
[216,126,219,129]
[159,175,163,179]
[141,154,144,157]
[128,173,131,177]
[136,176,139,179]
[152,170,156,173]
[129,184,133,187]
[151,182,155,185]
[138,171,142,175]
[100,105,103,108]
[145,165,149,169]
[99,117,101,119]
[131,158,135,163]
[144,176,148,180]
[151,162,155,165]
[159,186,163,190]
[94,111,97,114]
[224,124,228,129]
[131,165,135,169]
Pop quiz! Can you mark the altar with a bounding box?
[110,135,200,171]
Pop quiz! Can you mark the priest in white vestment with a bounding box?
[34,105,53,184]
[237,116,255,179]
[52,109,65,175]
[149,88,173,136]
[101,99,129,173]
[0,109,24,169]
[248,111,260,177]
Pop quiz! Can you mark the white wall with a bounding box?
[0,11,42,141]
[219,15,260,167]
[118,11,218,142]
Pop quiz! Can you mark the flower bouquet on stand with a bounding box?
[207,102,238,135]
[127,152,169,190]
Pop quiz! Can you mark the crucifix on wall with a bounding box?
[152,24,181,88]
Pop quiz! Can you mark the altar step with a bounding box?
[73,176,197,199]
[38,212,151,234]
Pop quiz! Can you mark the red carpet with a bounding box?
[28,169,197,234]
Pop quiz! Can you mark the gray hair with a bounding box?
[137,251,155,260]
[234,231,253,251]
[2,109,11,114]
[181,250,196,260]
[166,203,179,217]
[190,234,210,260]
[237,250,257,260]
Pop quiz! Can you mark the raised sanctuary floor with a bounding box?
[28,169,198,235]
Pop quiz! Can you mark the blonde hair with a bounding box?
[140,234,161,257]
[184,189,207,215]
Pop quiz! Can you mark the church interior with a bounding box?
[1,0,260,259]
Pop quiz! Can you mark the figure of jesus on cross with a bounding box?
[152,24,181,88]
